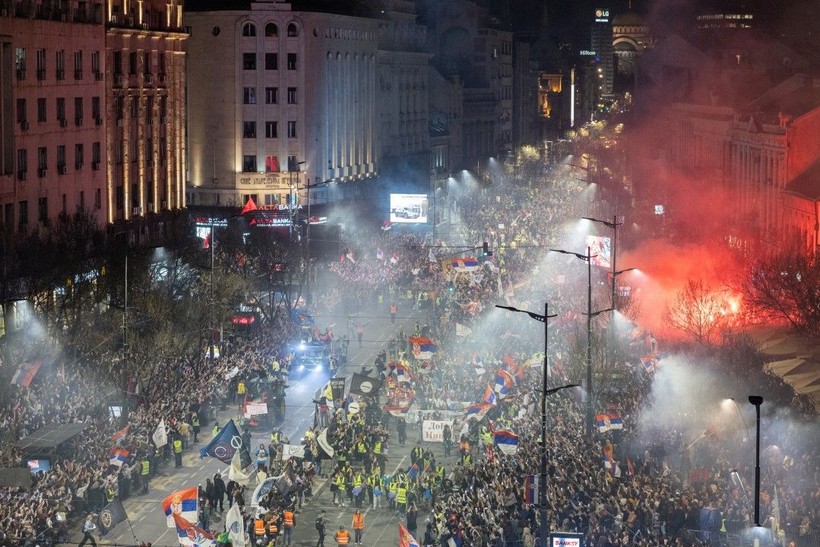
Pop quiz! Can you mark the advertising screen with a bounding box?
[550,532,584,547]
[390,194,429,224]
[586,235,612,269]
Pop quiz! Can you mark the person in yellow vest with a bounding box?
[140,455,150,494]
[191,412,200,443]
[282,505,296,546]
[335,525,350,546]
[352,471,365,508]
[237,380,247,407]
[396,483,408,515]
[352,509,365,546]
[173,436,183,468]
[388,478,398,510]
[253,516,267,545]
[333,472,346,506]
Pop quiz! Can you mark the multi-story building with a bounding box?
[185,0,380,209]
[1,3,106,231]
[590,7,614,97]
[0,0,187,239]
[105,0,188,235]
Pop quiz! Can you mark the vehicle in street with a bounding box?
[288,340,330,371]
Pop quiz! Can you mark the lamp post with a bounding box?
[495,303,578,544]
[748,395,763,527]
[725,397,752,443]
[551,247,613,436]
[289,161,306,239]
[583,215,623,309]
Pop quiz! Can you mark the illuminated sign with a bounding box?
[654,204,665,215]
[594,8,610,22]
[580,50,597,56]
[194,216,228,227]
[389,194,429,224]
[249,216,292,227]
[586,235,612,269]
[550,533,584,547]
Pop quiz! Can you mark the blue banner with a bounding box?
[199,419,242,464]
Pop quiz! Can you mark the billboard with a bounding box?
[390,194,429,224]
[586,235,612,268]
[550,532,584,547]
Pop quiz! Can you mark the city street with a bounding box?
[86,295,444,546]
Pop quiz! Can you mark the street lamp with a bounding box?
[289,161,306,238]
[724,398,752,443]
[495,304,578,544]
[748,395,763,527]
[551,247,613,436]
[583,215,623,309]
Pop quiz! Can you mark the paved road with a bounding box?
[81,296,446,546]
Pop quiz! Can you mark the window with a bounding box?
[265,156,279,172]
[265,23,278,37]
[243,121,256,138]
[287,53,297,70]
[38,198,48,225]
[265,53,278,70]
[57,145,66,170]
[287,87,297,104]
[75,143,84,168]
[16,99,26,123]
[37,99,46,123]
[129,51,138,74]
[130,97,139,118]
[15,47,26,72]
[242,22,256,37]
[243,53,256,70]
[17,149,27,174]
[92,97,100,121]
[73,51,83,79]
[57,98,65,121]
[242,155,257,172]
[143,51,151,74]
[146,138,153,165]
[38,147,47,170]
[115,186,124,209]
[113,97,123,120]
[265,87,278,104]
[287,23,298,37]
[243,87,257,104]
[146,96,154,122]
[36,49,46,79]
[75,97,83,125]
[19,201,28,230]
[91,51,100,75]
[265,121,277,138]
[287,121,297,138]
[79,191,85,210]
[56,50,65,79]
[113,51,122,75]
[95,188,101,209]
[93,142,101,164]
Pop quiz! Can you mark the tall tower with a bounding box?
[590,7,614,96]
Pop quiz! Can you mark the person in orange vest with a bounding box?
[253,515,267,545]
[355,324,365,348]
[282,505,296,546]
[389,303,397,324]
[351,509,365,546]
[335,524,351,546]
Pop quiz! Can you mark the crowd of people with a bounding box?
[0,162,817,547]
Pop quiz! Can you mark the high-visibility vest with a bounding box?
[353,512,364,530]
[173,440,183,453]
[106,487,115,502]
[141,460,150,475]
[396,487,407,504]
[373,441,382,454]
[336,530,350,545]
[357,442,367,454]
[353,474,363,487]
[336,475,346,489]
[192,416,200,428]
[254,519,266,536]
[268,521,278,534]
[283,510,294,527]
[436,465,445,480]
[271,431,280,444]
[238,382,246,394]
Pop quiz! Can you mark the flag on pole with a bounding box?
[228,449,251,486]
[482,385,497,406]
[464,403,493,421]
[494,369,515,398]
[173,513,217,546]
[225,503,246,547]
[199,419,242,463]
[399,523,420,547]
[626,456,635,476]
[162,487,199,528]
[108,448,129,467]
[493,430,519,455]
[524,474,539,504]
[111,424,130,444]
[98,499,128,536]
[152,419,168,448]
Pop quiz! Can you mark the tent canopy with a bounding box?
[15,423,88,454]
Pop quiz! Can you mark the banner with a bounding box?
[316,428,335,457]
[422,420,453,443]
[10,360,43,387]
[243,401,268,418]
[281,444,305,460]
[228,450,251,486]
[455,323,473,337]
[329,377,346,403]
[98,499,128,536]
[162,487,198,528]
[199,419,243,464]
[225,503,247,547]
[173,513,216,546]
[349,373,381,397]
[152,419,168,448]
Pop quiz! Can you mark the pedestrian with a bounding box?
[335,524,351,546]
[355,323,364,348]
[173,435,183,468]
[78,514,97,547]
[213,473,226,512]
[315,509,327,547]
[407,503,418,538]
[352,508,365,545]
[397,417,406,446]
[390,302,397,324]
[191,412,201,443]
[282,504,296,546]
[140,454,150,494]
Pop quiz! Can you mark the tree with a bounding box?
[663,279,727,344]
[740,250,820,335]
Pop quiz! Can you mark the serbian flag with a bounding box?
[524,474,539,503]
[451,257,480,272]
[465,403,493,421]
[111,424,130,444]
[108,448,129,467]
[173,513,216,546]
[482,385,497,406]
[394,363,410,383]
[503,355,525,384]
[409,336,437,360]
[162,487,199,528]
[399,523,420,547]
[641,356,657,374]
[606,412,624,430]
[627,456,635,476]
[494,369,515,398]
[11,360,43,387]
[493,429,519,455]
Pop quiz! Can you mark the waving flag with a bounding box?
[494,369,515,398]
[524,474,539,504]
[225,503,246,547]
[10,360,43,387]
[408,336,437,360]
[173,513,217,546]
[503,355,525,384]
[98,499,128,536]
[465,403,493,421]
[399,523,420,547]
[228,450,251,486]
[152,419,168,448]
[595,413,624,432]
[493,429,519,455]
[199,419,242,463]
[451,258,480,272]
[108,448,129,467]
[162,487,199,528]
[111,424,130,444]
[482,385,497,406]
